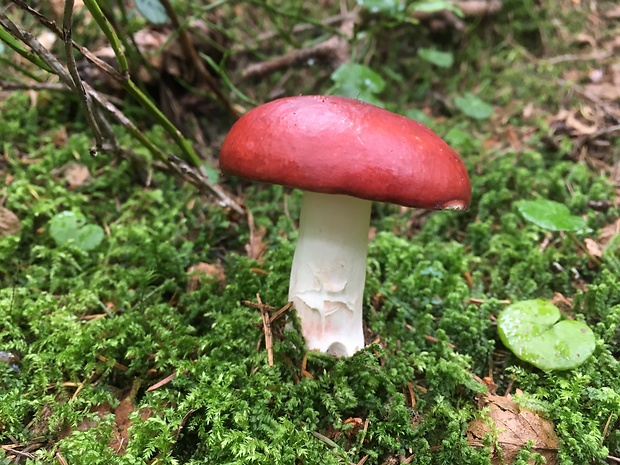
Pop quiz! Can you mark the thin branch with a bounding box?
[256,294,274,367]
[63,0,105,154]
[1,12,243,213]
[0,80,68,91]
[0,12,75,89]
[10,0,203,167]
[0,20,53,72]
[543,50,614,65]
[165,153,244,215]
[241,34,350,80]
[81,0,129,75]
[10,0,123,79]
[241,19,353,81]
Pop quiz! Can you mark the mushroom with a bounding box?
[220,95,471,357]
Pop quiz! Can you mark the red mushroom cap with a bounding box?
[220,95,471,210]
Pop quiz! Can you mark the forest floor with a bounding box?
[1,0,619,464]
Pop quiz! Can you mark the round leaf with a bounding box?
[498,300,595,371]
[516,199,586,232]
[454,93,493,120]
[48,211,104,251]
[49,211,83,246]
[75,224,105,251]
[331,63,386,106]
[134,0,169,25]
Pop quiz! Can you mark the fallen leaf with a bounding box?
[550,292,573,311]
[343,417,365,439]
[109,396,133,455]
[565,111,599,135]
[604,5,620,18]
[598,219,620,249]
[187,261,226,291]
[0,207,21,236]
[522,102,535,119]
[584,83,620,101]
[53,127,68,147]
[467,393,559,465]
[63,163,91,189]
[245,224,268,262]
[584,238,603,258]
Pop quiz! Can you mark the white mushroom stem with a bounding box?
[288,191,372,357]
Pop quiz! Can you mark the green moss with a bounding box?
[1,0,619,461]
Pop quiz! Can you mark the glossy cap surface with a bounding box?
[220,95,471,210]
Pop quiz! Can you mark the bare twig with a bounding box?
[63,0,105,154]
[242,19,353,80]
[146,372,177,391]
[0,80,69,91]
[256,294,274,366]
[242,34,350,80]
[2,5,244,213]
[164,153,244,214]
[270,302,292,323]
[10,0,122,79]
[543,50,614,65]
[0,12,75,89]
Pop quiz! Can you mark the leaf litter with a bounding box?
[467,392,559,465]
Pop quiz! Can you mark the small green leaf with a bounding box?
[134,0,168,24]
[444,127,476,151]
[330,63,386,107]
[410,0,463,15]
[454,93,493,120]
[516,199,587,232]
[498,300,596,371]
[404,108,434,127]
[74,224,105,251]
[418,48,454,68]
[48,211,104,251]
[357,0,404,15]
[203,164,220,185]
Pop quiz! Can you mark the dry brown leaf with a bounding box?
[63,163,91,189]
[598,219,620,249]
[522,102,535,119]
[584,83,620,101]
[565,111,599,135]
[109,396,133,455]
[245,224,268,262]
[604,5,620,18]
[53,127,68,147]
[466,393,559,465]
[187,261,226,291]
[584,237,603,258]
[0,207,21,236]
[550,292,573,310]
